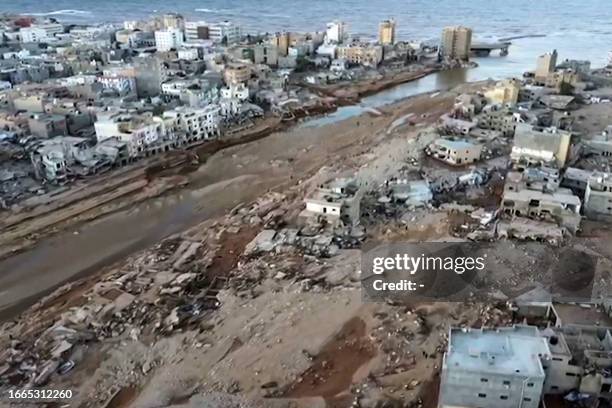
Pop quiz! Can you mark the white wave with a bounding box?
[24,9,93,16]
[195,8,224,13]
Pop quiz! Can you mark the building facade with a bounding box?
[378,19,396,45]
[440,26,472,61]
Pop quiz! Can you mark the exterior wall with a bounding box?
[378,20,395,45]
[584,175,612,218]
[305,200,342,216]
[440,26,472,61]
[155,29,184,52]
[542,355,582,394]
[439,362,543,408]
[535,51,558,83]
[224,64,251,85]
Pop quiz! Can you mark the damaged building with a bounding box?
[501,171,582,233]
[584,172,612,219]
[426,138,483,166]
[511,123,571,169]
[300,177,363,228]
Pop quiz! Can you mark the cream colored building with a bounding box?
[378,19,396,45]
[440,26,472,61]
[484,78,521,106]
[272,32,290,57]
[337,43,383,67]
[223,63,251,85]
[535,50,558,83]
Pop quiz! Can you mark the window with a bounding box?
[478,393,487,398]
[500,395,508,400]
[480,378,488,383]
[527,382,534,387]
[566,372,577,377]
[502,380,511,386]
[524,397,532,402]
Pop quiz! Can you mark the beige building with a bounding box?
[378,19,396,45]
[535,50,558,83]
[272,32,290,57]
[545,69,579,89]
[223,63,251,85]
[426,138,483,166]
[337,43,383,67]
[484,78,521,106]
[440,26,472,61]
[511,123,571,168]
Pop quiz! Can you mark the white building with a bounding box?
[20,24,63,43]
[325,20,347,44]
[219,98,242,118]
[98,75,136,95]
[220,83,249,101]
[209,21,241,44]
[163,106,221,142]
[94,111,167,157]
[155,28,184,52]
[185,21,209,42]
[439,326,550,408]
[177,48,200,61]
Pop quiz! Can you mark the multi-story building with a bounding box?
[209,21,241,44]
[440,26,472,61]
[484,79,521,106]
[511,123,571,168]
[378,19,396,45]
[163,106,221,143]
[94,111,167,158]
[584,172,612,219]
[325,20,347,44]
[185,21,209,41]
[337,43,383,67]
[535,50,558,84]
[28,113,68,138]
[133,57,167,98]
[254,44,279,66]
[223,63,251,85]
[155,28,184,52]
[439,326,550,408]
[426,138,483,166]
[161,13,184,30]
[272,32,291,57]
[220,83,249,101]
[20,23,63,43]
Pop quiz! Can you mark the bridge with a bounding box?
[470,41,511,57]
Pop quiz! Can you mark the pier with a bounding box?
[470,41,511,57]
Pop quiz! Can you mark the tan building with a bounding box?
[337,43,383,67]
[426,138,483,166]
[535,50,558,83]
[223,63,251,85]
[272,32,290,57]
[545,69,578,89]
[484,78,521,106]
[440,26,472,61]
[378,19,396,45]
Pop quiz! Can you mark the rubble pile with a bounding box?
[0,191,292,389]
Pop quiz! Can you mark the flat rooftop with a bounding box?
[446,326,550,378]
[553,303,612,328]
